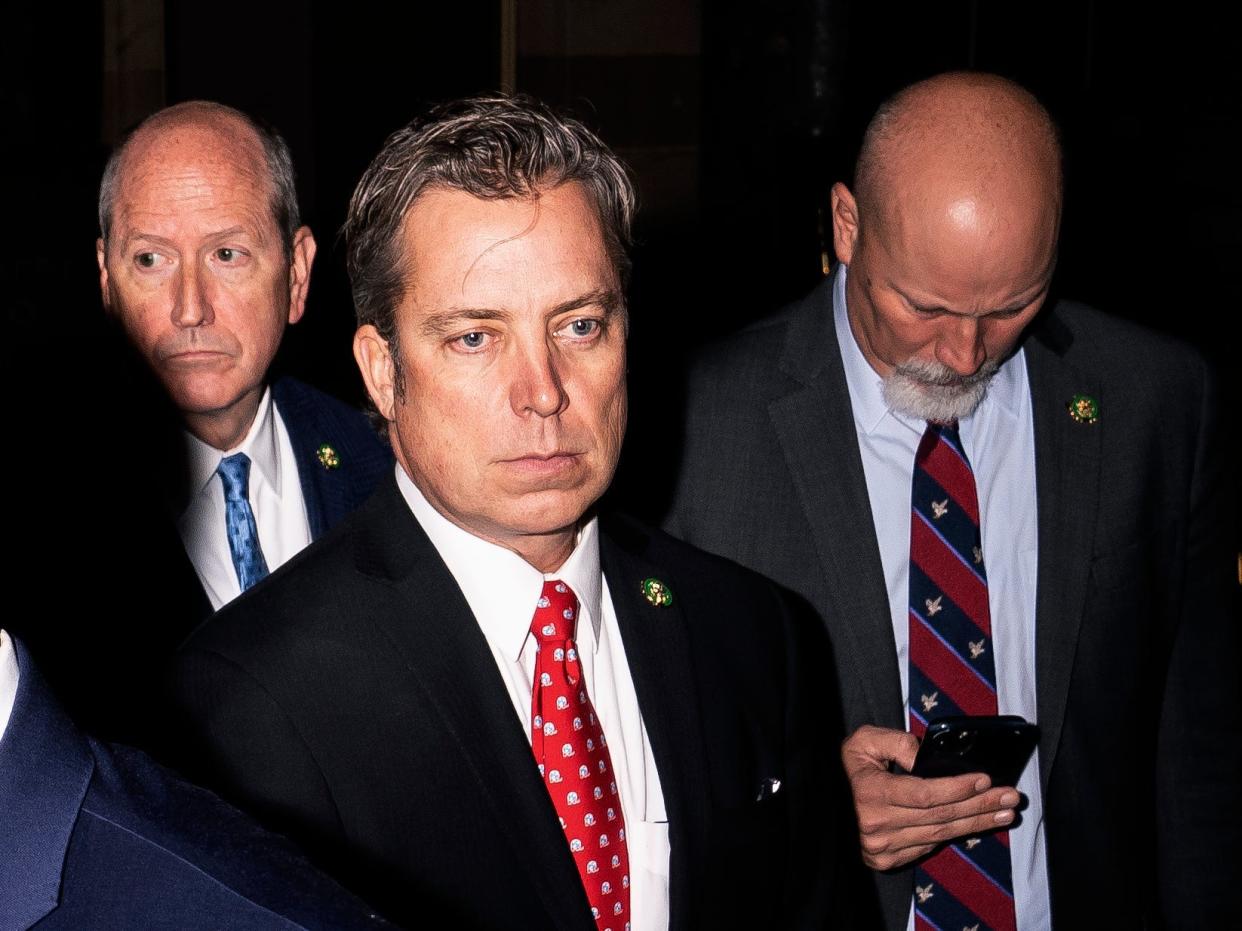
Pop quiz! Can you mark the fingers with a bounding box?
[857,783,1018,835]
[858,805,1016,871]
[841,724,922,774]
[841,724,1023,872]
[867,770,996,810]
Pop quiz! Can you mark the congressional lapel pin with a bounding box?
[640,577,673,607]
[1066,393,1099,425]
[316,443,341,470]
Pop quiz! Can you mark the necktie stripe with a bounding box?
[911,508,988,587]
[916,882,990,931]
[947,844,1015,899]
[912,474,987,570]
[961,834,1015,886]
[909,616,997,712]
[921,850,1016,931]
[911,517,991,629]
[918,440,981,525]
[909,565,993,651]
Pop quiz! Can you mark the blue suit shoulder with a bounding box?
[1,637,389,930]
[47,742,388,930]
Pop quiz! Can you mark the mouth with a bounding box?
[499,452,584,474]
[160,350,232,367]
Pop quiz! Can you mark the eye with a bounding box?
[216,247,237,262]
[560,318,602,339]
[134,251,160,269]
[456,331,490,351]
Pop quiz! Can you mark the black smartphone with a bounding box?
[911,715,1039,787]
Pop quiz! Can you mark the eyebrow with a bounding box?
[419,288,623,337]
[121,226,253,250]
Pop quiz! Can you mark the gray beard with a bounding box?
[881,357,1000,423]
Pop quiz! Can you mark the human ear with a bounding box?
[353,324,397,421]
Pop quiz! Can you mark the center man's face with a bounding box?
[360,183,627,555]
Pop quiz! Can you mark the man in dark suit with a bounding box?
[0,630,389,930]
[7,102,389,746]
[94,100,390,616]
[666,72,1238,928]
[167,95,844,930]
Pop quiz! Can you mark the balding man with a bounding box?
[667,72,1237,928]
[96,102,389,618]
[9,103,390,743]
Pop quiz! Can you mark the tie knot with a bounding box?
[530,579,579,643]
[217,453,252,502]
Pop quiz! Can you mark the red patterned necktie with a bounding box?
[908,422,1016,931]
[529,579,631,931]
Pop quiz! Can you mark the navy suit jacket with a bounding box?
[8,377,390,747]
[270,377,392,546]
[0,636,389,931]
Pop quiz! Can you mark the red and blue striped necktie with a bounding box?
[908,422,1016,931]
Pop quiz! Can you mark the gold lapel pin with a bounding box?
[316,443,341,470]
[640,577,673,607]
[1066,394,1099,425]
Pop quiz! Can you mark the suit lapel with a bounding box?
[1024,313,1102,789]
[272,378,335,539]
[0,639,95,930]
[600,524,710,931]
[348,478,594,931]
[768,277,904,729]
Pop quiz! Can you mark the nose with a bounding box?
[936,316,987,376]
[510,342,569,418]
[171,261,214,329]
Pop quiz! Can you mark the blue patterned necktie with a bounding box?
[217,453,269,592]
[908,422,1016,931]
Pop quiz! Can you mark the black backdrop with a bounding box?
[3,0,1237,545]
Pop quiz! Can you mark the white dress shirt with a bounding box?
[396,466,670,931]
[834,267,1051,930]
[179,387,312,610]
[0,630,19,749]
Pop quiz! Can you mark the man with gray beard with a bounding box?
[665,72,1238,928]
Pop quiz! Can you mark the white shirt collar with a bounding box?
[833,264,1024,438]
[182,386,281,500]
[394,465,604,663]
[0,630,20,750]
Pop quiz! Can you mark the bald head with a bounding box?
[99,101,300,257]
[854,72,1062,241]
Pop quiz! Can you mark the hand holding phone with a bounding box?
[911,714,1039,787]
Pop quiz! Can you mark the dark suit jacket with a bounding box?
[0,636,388,931]
[167,474,848,930]
[665,274,1240,929]
[9,376,390,748]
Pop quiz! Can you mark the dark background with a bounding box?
[3,0,1238,538]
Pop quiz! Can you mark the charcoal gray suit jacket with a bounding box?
[665,273,1240,928]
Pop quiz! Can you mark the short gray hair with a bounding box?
[343,93,636,359]
[98,101,301,257]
